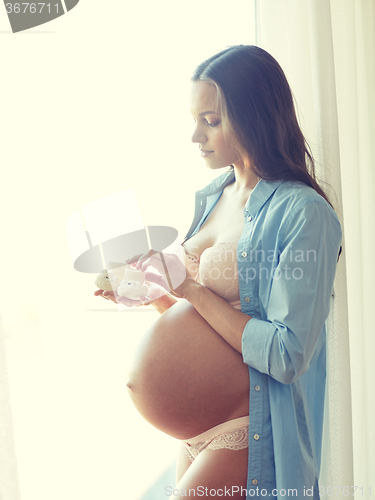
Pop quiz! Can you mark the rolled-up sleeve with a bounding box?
[241,200,342,384]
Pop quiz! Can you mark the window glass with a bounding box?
[0,2,255,499]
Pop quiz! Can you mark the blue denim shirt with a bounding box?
[183,169,342,499]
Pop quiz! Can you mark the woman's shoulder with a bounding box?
[276,179,325,202]
[266,181,342,245]
[273,179,340,223]
[271,180,342,258]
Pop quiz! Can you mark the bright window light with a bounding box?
[0,2,256,500]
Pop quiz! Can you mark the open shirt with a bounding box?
[183,169,342,499]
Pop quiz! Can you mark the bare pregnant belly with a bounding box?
[126,300,250,440]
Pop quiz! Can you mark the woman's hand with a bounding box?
[94,280,169,307]
[133,249,197,299]
[94,288,141,307]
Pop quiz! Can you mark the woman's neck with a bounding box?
[231,163,261,193]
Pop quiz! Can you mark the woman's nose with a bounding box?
[191,123,206,144]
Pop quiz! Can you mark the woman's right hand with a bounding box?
[94,288,141,307]
[94,280,169,308]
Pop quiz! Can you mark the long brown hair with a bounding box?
[192,45,333,208]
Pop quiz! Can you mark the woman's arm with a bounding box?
[240,201,342,384]
[183,282,251,353]
[135,251,250,348]
[148,293,178,314]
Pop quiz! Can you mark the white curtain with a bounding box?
[0,314,21,500]
[256,0,375,495]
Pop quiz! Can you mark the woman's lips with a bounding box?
[200,150,214,158]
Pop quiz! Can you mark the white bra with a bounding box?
[181,241,241,310]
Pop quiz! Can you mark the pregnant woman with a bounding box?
[95,45,342,499]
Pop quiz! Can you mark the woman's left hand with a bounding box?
[133,249,196,299]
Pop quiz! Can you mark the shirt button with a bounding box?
[254,434,260,440]
[241,251,247,258]
[252,479,258,486]
[244,296,250,303]
[255,385,260,391]
[247,216,253,222]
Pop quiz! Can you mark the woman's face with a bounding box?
[190,80,241,170]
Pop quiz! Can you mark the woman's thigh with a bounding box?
[176,446,193,484]
[174,447,248,499]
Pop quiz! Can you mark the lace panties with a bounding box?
[181,415,249,462]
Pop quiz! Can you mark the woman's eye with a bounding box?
[206,120,220,127]
[191,117,220,127]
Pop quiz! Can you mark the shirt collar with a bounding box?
[245,178,284,217]
[197,169,284,217]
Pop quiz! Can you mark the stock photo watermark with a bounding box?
[165,484,372,497]
[186,243,317,283]
[3,0,79,32]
